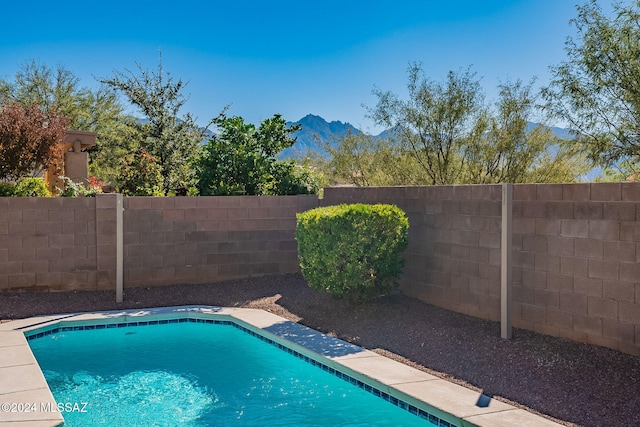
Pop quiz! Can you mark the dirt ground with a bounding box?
[2,273,639,427]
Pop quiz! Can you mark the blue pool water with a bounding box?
[28,322,438,426]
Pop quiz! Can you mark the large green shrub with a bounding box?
[296,203,409,302]
[13,177,51,197]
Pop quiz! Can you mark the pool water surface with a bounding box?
[28,321,436,426]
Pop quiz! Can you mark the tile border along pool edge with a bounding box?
[0,306,562,427]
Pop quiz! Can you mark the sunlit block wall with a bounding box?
[0,195,318,291]
[322,184,640,356]
[0,197,103,291]
[322,186,503,320]
[122,195,317,286]
[510,183,640,356]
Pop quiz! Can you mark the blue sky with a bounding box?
[0,1,592,131]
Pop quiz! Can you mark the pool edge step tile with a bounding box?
[0,331,33,348]
[0,364,50,396]
[334,353,439,386]
[462,408,565,427]
[222,307,292,329]
[228,308,379,361]
[0,342,38,368]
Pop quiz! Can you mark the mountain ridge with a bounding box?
[280,114,362,158]
[281,113,574,159]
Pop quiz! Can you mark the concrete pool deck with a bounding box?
[0,306,563,427]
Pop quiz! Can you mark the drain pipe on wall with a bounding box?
[116,194,124,303]
[501,184,513,339]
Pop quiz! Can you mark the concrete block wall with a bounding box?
[123,195,318,286]
[0,197,104,291]
[322,186,503,321]
[512,183,640,355]
[3,185,639,355]
[1,195,318,292]
[323,184,640,356]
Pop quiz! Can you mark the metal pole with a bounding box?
[116,194,124,303]
[501,184,513,339]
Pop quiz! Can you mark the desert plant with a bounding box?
[296,203,409,303]
[13,177,51,197]
[57,176,103,197]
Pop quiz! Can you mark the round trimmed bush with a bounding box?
[295,203,409,302]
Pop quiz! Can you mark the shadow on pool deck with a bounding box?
[264,320,367,358]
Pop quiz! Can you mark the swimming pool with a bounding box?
[28,321,435,426]
[2,306,563,427]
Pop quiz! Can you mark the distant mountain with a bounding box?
[294,114,360,141]
[280,114,576,159]
[525,122,575,140]
[280,114,364,158]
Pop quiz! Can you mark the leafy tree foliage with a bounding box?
[370,63,485,184]
[466,80,589,183]
[314,131,427,186]
[542,0,640,167]
[263,160,323,195]
[362,63,588,185]
[117,149,164,196]
[0,61,129,183]
[100,60,207,195]
[0,182,14,196]
[595,159,640,182]
[197,113,320,195]
[0,100,68,181]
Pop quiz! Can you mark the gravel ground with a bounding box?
[1,273,639,427]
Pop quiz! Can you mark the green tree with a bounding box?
[466,80,589,183]
[100,59,207,195]
[369,63,485,185]
[542,0,640,167]
[263,160,323,195]
[118,149,164,196]
[0,61,130,183]
[367,64,588,185]
[0,100,68,181]
[197,113,320,195]
[316,131,426,186]
[594,159,640,182]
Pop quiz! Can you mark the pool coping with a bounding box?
[0,306,563,427]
